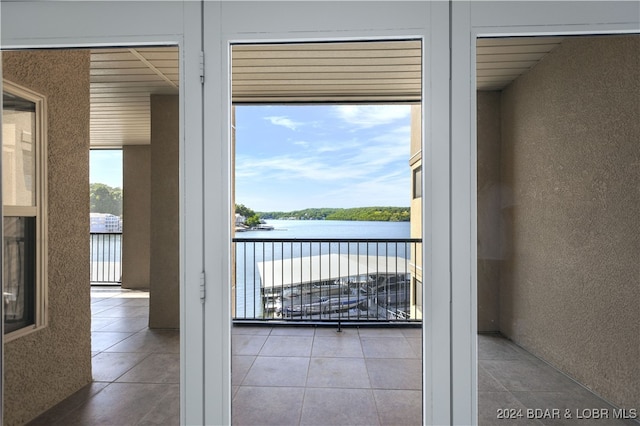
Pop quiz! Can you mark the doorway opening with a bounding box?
[475,34,640,423]
[2,45,182,425]
[230,39,424,425]
[90,148,123,285]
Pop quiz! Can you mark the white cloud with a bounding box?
[314,139,363,153]
[333,105,411,129]
[317,171,411,208]
[237,123,411,185]
[236,154,371,182]
[293,140,309,148]
[236,105,414,210]
[264,116,302,130]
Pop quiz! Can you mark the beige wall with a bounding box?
[122,145,151,290]
[476,91,502,332]
[499,35,639,408]
[3,50,92,425]
[149,95,180,329]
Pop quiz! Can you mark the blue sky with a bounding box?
[89,105,413,211]
[235,104,412,212]
[90,149,122,188]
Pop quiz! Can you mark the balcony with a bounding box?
[233,238,423,324]
[90,232,123,284]
[26,286,635,425]
[42,237,633,425]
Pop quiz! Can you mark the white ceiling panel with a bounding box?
[476,36,563,90]
[89,38,561,147]
[90,46,179,147]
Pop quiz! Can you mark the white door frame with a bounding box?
[0,2,205,424]
[202,1,452,424]
[450,1,640,424]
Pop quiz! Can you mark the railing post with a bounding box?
[231,237,422,325]
[90,232,123,285]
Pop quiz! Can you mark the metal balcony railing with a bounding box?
[90,232,122,284]
[232,238,422,324]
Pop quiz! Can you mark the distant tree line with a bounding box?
[259,208,337,220]
[90,183,122,216]
[259,206,410,222]
[235,203,262,227]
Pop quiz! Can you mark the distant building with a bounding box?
[90,213,122,232]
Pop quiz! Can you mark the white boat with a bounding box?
[252,224,274,230]
[284,292,368,316]
[374,281,410,306]
[263,296,281,312]
[258,253,410,298]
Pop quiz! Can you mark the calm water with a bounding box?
[234,220,413,317]
[236,219,410,239]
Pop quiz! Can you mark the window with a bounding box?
[3,80,47,338]
[412,165,422,199]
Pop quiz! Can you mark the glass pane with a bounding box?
[3,217,36,333]
[3,92,36,207]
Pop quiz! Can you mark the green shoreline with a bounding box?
[257,207,410,222]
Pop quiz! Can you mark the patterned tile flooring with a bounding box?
[28,288,637,425]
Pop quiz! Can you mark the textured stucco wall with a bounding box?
[3,50,92,425]
[500,35,639,408]
[122,145,151,290]
[477,91,502,332]
[149,95,179,329]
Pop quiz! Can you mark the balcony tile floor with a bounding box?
[28,288,638,426]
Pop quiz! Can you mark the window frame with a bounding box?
[412,165,422,199]
[3,79,48,341]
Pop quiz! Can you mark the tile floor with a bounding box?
[231,325,422,426]
[478,335,638,426]
[28,288,638,426]
[29,287,179,426]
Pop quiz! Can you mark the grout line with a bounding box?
[107,352,155,384]
[302,328,315,388]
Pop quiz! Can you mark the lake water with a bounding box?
[235,219,410,239]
